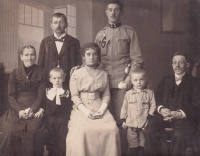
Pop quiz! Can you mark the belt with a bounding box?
[80,92,101,100]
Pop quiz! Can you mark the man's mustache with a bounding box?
[55,27,61,30]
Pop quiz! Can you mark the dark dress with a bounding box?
[0,64,47,156]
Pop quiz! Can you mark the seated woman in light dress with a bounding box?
[66,42,121,156]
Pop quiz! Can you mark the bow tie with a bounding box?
[54,37,65,42]
[46,88,65,105]
[108,22,122,28]
[175,76,182,81]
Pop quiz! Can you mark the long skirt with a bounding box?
[0,109,45,156]
[66,109,121,156]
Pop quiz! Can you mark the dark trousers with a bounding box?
[144,115,197,156]
[45,115,69,156]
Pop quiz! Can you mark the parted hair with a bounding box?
[81,42,101,63]
[131,69,146,77]
[20,45,36,56]
[49,67,65,78]
[52,13,67,23]
[106,0,123,11]
[173,52,189,63]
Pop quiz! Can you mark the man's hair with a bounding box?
[131,69,146,77]
[106,0,123,11]
[49,67,65,78]
[20,45,36,56]
[81,42,101,63]
[52,13,67,23]
[173,52,189,63]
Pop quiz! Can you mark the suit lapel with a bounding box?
[168,75,175,91]
[58,34,72,58]
[49,35,58,56]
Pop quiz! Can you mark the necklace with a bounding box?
[26,68,34,79]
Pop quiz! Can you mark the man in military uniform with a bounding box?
[95,1,143,155]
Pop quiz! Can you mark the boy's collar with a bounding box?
[131,88,147,94]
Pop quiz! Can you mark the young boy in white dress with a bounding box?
[120,69,156,156]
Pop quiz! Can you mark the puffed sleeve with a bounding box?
[70,71,83,108]
[8,69,22,113]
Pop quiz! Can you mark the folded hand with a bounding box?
[170,111,182,120]
[34,109,44,118]
[83,108,94,119]
[160,108,171,118]
[19,110,29,119]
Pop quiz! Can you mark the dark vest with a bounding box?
[169,83,180,111]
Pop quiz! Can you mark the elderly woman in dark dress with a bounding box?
[0,45,47,156]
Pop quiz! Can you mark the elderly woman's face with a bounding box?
[84,48,98,67]
[20,48,36,67]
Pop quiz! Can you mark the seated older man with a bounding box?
[144,52,200,156]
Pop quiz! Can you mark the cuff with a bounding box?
[77,103,85,110]
[178,110,187,119]
[157,105,164,114]
[101,103,108,110]
[39,108,44,113]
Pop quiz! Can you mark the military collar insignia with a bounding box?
[131,88,147,94]
[108,22,122,28]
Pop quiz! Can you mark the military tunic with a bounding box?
[95,23,143,88]
[95,23,143,155]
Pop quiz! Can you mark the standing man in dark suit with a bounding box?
[144,52,200,156]
[38,13,81,89]
[38,13,81,156]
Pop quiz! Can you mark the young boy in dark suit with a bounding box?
[45,67,70,156]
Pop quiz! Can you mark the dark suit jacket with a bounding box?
[155,73,200,120]
[38,34,81,89]
[45,93,71,119]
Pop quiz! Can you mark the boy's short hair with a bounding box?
[173,52,189,63]
[20,45,36,56]
[49,67,65,78]
[131,69,146,78]
[52,13,67,23]
[106,0,123,11]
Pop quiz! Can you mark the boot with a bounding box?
[138,146,144,156]
[130,147,139,156]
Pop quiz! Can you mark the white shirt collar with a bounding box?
[175,72,185,79]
